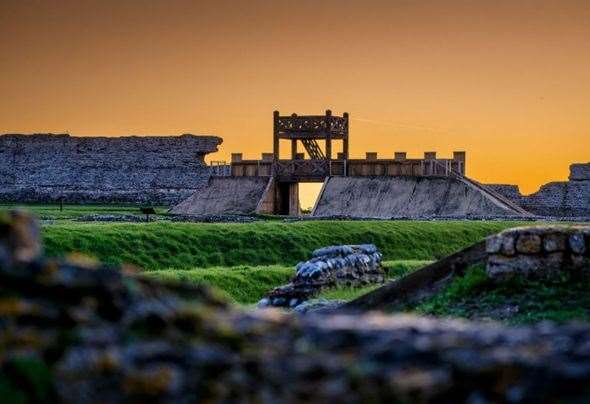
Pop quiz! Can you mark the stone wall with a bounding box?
[486,225,590,281]
[0,133,222,205]
[487,163,590,217]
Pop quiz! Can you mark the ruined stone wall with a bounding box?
[487,163,590,217]
[0,133,222,205]
[486,225,590,281]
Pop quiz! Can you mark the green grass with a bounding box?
[145,260,433,304]
[145,265,294,304]
[41,220,522,270]
[318,260,432,301]
[193,259,430,305]
[0,203,168,219]
[413,265,590,324]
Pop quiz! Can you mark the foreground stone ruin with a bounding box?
[258,244,385,308]
[2,211,590,402]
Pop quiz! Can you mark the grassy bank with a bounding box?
[317,260,433,301]
[144,260,433,304]
[42,220,521,270]
[146,265,294,304]
[413,265,590,324]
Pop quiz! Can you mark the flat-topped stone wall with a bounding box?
[0,133,222,204]
[487,163,590,217]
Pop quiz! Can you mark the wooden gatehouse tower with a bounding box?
[272,110,349,181]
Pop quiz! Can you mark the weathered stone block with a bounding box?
[501,235,516,256]
[485,236,502,253]
[541,252,565,278]
[570,233,586,254]
[516,234,542,254]
[487,254,541,281]
[543,233,567,252]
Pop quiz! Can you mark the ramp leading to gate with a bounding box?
[311,176,528,218]
[170,177,273,215]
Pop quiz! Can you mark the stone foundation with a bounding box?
[486,225,590,281]
[258,244,385,308]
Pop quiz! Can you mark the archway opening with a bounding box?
[298,182,324,215]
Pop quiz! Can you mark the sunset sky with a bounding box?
[2,0,589,208]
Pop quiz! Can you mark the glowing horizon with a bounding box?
[2,0,589,208]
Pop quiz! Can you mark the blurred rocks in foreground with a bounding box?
[1,212,590,402]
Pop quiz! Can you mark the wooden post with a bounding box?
[343,112,349,160]
[325,109,332,161]
[273,110,279,162]
[291,139,297,159]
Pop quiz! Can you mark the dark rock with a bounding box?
[258,244,385,308]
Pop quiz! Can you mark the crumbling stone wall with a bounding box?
[486,225,590,281]
[487,163,590,217]
[3,211,590,402]
[0,133,222,205]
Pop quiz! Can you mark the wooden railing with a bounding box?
[231,158,465,181]
[277,116,348,137]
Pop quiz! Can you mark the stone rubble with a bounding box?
[486,225,590,281]
[2,212,590,402]
[258,244,385,308]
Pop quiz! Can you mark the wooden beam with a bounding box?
[291,139,297,159]
[273,110,279,161]
[325,109,332,161]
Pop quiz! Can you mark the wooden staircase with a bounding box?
[301,139,325,159]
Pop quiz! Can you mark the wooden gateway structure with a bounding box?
[228,110,467,215]
[171,110,529,218]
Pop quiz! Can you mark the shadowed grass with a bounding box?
[145,265,294,304]
[413,265,590,324]
[41,220,522,270]
[317,260,432,301]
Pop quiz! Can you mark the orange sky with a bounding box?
[1,0,589,208]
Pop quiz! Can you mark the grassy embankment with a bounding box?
[40,220,522,303]
[411,264,590,324]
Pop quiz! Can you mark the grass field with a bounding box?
[145,260,433,304]
[0,203,168,219]
[41,220,522,270]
